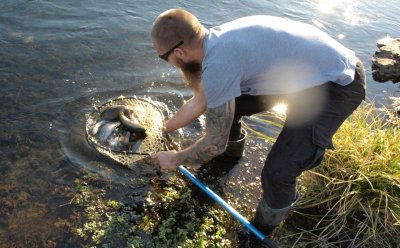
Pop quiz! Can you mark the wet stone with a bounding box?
[372,37,400,83]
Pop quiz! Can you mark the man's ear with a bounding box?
[174,47,186,59]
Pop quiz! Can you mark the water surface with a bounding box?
[0,0,399,246]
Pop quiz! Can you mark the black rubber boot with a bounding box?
[237,193,300,247]
[221,128,247,160]
[198,129,247,181]
[253,193,300,235]
[237,225,278,248]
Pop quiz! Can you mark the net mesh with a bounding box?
[86,96,166,166]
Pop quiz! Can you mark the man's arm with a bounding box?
[177,99,235,163]
[164,86,207,133]
[152,99,235,170]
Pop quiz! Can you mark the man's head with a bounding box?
[151,9,205,88]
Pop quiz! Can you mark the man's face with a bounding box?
[154,39,202,88]
[175,57,202,88]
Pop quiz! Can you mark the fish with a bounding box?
[100,106,127,121]
[123,131,131,150]
[130,131,147,141]
[118,109,146,133]
[107,131,122,150]
[98,121,120,143]
[107,132,127,151]
[102,127,131,151]
[94,105,146,150]
[91,120,108,135]
[129,139,143,152]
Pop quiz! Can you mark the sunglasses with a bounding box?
[159,41,184,61]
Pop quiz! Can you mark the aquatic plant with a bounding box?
[71,174,144,248]
[140,174,234,248]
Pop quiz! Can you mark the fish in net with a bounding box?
[86,96,168,167]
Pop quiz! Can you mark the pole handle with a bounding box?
[178,165,278,248]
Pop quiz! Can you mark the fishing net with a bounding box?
[86,96,167,166]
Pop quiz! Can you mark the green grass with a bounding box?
[284,102,400,247]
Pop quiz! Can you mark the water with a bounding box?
[1,0,399,246]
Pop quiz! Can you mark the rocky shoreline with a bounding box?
[372,36,400,115]
[372,36,400,83]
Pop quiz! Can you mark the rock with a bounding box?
[371,36,400,83]
[389,96,400,117]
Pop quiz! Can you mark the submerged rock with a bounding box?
[372,36,400,83]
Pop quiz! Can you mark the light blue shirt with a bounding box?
[202,15,357,108]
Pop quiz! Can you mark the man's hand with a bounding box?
[152,98,236,170]
[151,150,179,171]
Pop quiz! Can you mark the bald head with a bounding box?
[151,9,204,49]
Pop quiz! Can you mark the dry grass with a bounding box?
[287,102,400,247]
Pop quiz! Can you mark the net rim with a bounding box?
[85,96,167,164]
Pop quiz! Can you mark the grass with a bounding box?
[281,102,400,247]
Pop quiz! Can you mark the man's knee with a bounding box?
[262,147,299,186]
[261,140,324,208]
[262,161,296,187]
[261,156,298,208]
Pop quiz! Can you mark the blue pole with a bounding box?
[178,165,278,248]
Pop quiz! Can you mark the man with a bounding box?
[150,8,366,242]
